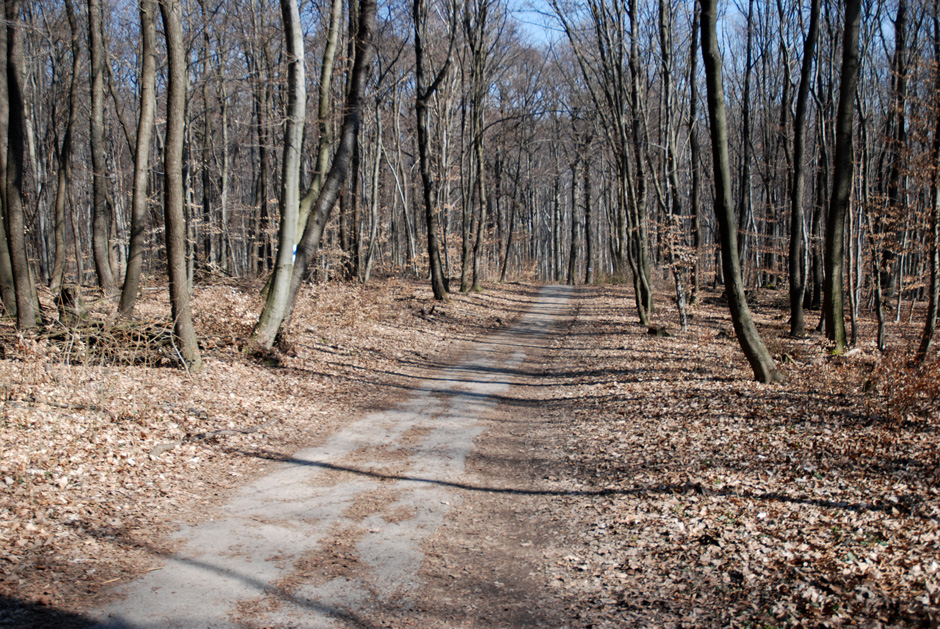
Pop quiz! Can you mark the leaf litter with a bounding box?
[0,278,937,628]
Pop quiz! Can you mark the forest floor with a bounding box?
[0,275,938,627]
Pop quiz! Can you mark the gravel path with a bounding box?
[93,285,574,628]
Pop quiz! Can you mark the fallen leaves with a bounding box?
[0,276,527,623]
[547,285,940,627]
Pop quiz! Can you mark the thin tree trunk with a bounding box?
[50,0,82,293]
[414,0,452,300]
[822,0,862,354]
[119,0,157,316]
[584,158,594,285]
[700,0,782,383]
[159,0,201,370]
[0,6,12,317]
[568,161,579,286]
[298,0,343,235]
[363,110,381,282]
[917,1,940,362]
[789,0,821,337]
[628,0,653,318]
[689,3,702,302]
[88,0,115,294]
[737,0,754,274]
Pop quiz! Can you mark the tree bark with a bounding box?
[822,0,862,354]
[789,0,821,337]
[0,2,15,316]
[4,0,35,329]
[689,3,702,302]
[251,0,377,348]
[568,161,579,285]
[414,0,452,301]
[917,2,940,363]
[50,0,82,293]
[88,0,115,295]
[298,0,344,235]
[700,0,782,383]
[119,0,157,316]
[254,0,306,345]
[159,0,202,370]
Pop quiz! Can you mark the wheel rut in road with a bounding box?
[93,285,575,628]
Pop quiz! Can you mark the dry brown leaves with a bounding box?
[547,283,940,628]
[1,277,937,628]
[0,277,525,626]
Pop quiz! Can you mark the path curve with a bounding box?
[94,285,573,628]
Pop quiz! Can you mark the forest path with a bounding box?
[93,285,578,628]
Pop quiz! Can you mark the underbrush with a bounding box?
[870,350,940,424]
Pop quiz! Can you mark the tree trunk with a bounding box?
[119,0,157,316]
[689,3,702,302]
[251,0,377,348]
[4,0,35,329]
[917,3,940,363]
[700,0,782,383]
[584,158,594,285]
[88,0,115,295]
[414,0,451,300]
[298,0,344,235]
[159,0,201,370]
[822,0,862,354]
[254,0,305,345]
[788,0,821,337]
[568,161,579,286]
[50,0,82,293]
[736,0,754,276]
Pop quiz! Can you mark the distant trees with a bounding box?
[0,0,936,373]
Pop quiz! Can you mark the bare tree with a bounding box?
[414,0,455,300]
[918,0,940,363]
[700,0,782,383]
[254,0,305,343]
[119,0,157,316]
[4,0,35,329]
[87,0,115,295]
[788,0,821,337]
[251,0,377,348]
[822,0,862,354]
[159,0,201,369]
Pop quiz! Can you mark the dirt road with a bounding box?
[93,285,579,628]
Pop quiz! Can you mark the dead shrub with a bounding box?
[870,350,940,423]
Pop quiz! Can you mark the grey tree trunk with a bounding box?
[788,0,821,337]
[414,0,452,300]
[917,3,940,363]
[159,0,202,370]
[689,4,702,302]
[584,157,594,285]
[659,0,687,330]
[4,0,35,329]
[0,8,13,317]
[119,0,157,316]
[251,0,377,348]
[700,0,782,383]
[50,0,82,293]
[298,0,343,236]
[567,161,579,286]
[88,0,115,295]
[822,0,862,354]
[253,0,305,345]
